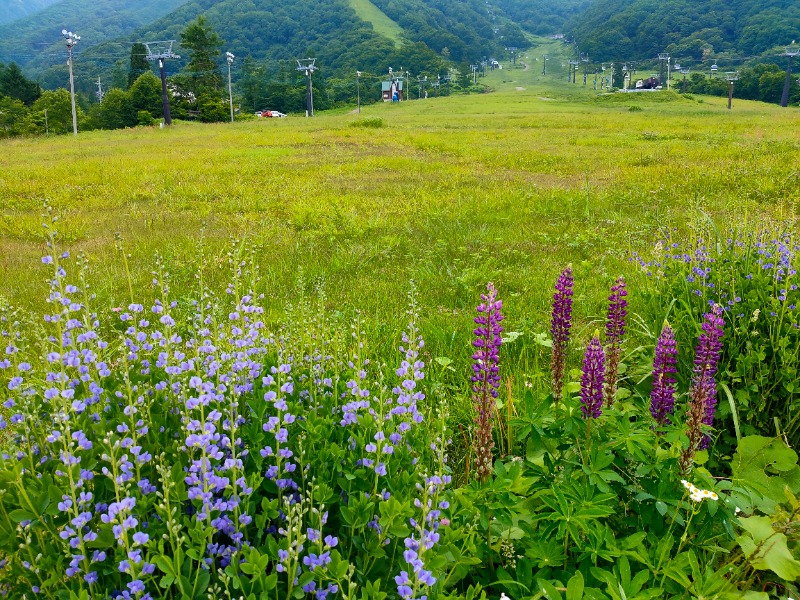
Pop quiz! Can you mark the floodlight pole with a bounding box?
[356,71,361,113]
[63,30,80,136]
[144,41,180,126]
[297,59,317,117]
[226,52,235,123]
[781,44,799,108]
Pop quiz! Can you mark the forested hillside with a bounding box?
[0,0,191,83]
[570,0,800,61]
[0,0,62,26]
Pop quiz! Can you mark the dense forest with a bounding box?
[570,0,800,62]
[494,0,594,36]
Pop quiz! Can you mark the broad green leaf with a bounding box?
[737,515,800,581]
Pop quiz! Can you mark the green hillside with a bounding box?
[0,0,62,26]
[570,0,800,62]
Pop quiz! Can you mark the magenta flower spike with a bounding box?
[551,265,574,400]
[472,282,504,483]
[580,333,605,420]
[604,276,627,407]
[682,304,724,471]
[650,323,678,427]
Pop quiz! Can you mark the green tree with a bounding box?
[0,96,28,137]
[128,43,151,88]
[25,89,82,135]
[129,71,163,118]
[180,16,223,96]
[88,88,136,130]
[0,62,41,105]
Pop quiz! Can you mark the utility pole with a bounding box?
[781,43,799,108]
[580,53,589,85]
[470,64,478,84]
[356,71,361,113]
[296,58,317,117]
[44,109,49,135]
[542,55,549,75]
[724,71,739,109]
[226,51,235,122]
[144,40,180,126]
[680,66,690,93]
[95,76,104,102]
[62,30,80,136]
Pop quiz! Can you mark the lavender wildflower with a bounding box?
[471,282,503,483]
[551,266,573,400]
[681,305,724,472]
[604,276,627,407]
[580,333,605,420]
[650,323,678,427]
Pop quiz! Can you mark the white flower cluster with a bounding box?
[681,479,719,502]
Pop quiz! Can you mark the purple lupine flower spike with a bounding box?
[472,282,503,483]
[650,323,678,427]
[604,276,627,407]
[681,304,724,472]
[551,265,574,400]
[580,332,605,420]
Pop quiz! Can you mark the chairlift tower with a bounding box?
[658,53,670,89]
[144,40,180,126]
[297,58,317,117]
[781,43,799,108]
[724,71,739,110]
[62,30,80,136]
[568,59,579,83]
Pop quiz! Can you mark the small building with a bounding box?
[381,78,404,102]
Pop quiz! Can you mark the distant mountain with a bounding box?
[569,0,800,62]
[0,0,191,78]
[0,0,62,26]
[4,0,528,93]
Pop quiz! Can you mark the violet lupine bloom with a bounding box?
[604,276,627,407]
[650,323,678,427]
[551,266,574,401]
[580,334,605,420]
[681,304,724,472]
[471,282,503,483]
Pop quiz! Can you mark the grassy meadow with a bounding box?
[1,43,799,390]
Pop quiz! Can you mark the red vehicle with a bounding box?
[256,110,287,118]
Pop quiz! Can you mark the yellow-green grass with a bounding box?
[1,55,799,388]
[348,0,405,47]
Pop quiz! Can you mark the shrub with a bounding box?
[137,111,155,127]
[348,117,385,129]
